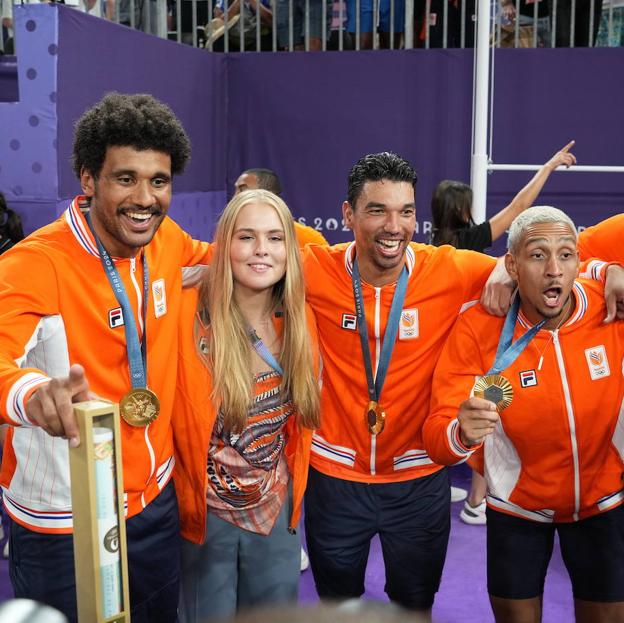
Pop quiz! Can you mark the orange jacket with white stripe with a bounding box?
[0,197,211,533]
[172,287,319,544]
[424,279,624,523]
[303,241,495,483]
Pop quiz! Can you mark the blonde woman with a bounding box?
[174,189,320,622]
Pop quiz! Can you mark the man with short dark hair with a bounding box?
[0,92,210,623]
[234,167,328,248]
[425,206,624,623]
[302,152,499,620]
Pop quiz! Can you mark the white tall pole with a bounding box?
[470,0,491,224]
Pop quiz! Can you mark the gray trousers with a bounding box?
[179,497,300,622]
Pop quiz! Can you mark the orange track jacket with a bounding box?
[0,197,210,533]
[424,280,624,523]
[303,241,495,483]
[172,287,319,544]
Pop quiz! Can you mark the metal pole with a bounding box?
[443,0,448,48]
[470,0,491,224]
[356,0,361,50]
[289,0,294,50]
[405,0,414,48]
[273,0,277,51]
[533,0,538,47]
[176,0,181,42]
[551,0,557,47]
[305,0,310,50]
[588,0,595,46]
[390,0,395,49]
[192,0,197,47]
[257,0,262,51]
[339,0,345,50]
[239,0,245,51]
[488,164,624,173]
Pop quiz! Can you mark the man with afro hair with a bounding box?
[0,92,211,623]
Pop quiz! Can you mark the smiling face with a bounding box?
[230,202,287,297]
[506,221,579,329]
[343,179,416,286]
[81,145,172,258]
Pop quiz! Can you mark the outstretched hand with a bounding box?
[26,364,95,447]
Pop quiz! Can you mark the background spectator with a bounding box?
[277,0,332,51]
[0,192,24,256]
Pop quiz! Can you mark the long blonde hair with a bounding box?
[198,189,320,432]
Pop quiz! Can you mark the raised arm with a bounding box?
[488,141,577,242]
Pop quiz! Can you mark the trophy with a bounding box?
[69,400,130,623]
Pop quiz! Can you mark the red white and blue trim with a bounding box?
[311,433,356,468]
[6,372,49,426]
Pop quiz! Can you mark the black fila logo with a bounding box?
[519,370,537,388]
[109,307,124,329]
[341,314,357,331]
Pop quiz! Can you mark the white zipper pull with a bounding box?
[130,257,136,273]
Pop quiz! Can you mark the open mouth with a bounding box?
[542,285,563,309]
[375,239,403,257]
[121,210,159,231]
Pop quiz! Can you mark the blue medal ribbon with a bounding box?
[86,212,149,389]
[249,328,284,376]
[352,259,408,405]
[487,296,545,375]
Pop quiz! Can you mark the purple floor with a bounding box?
[0,467,574,620]
[299,466,574,622]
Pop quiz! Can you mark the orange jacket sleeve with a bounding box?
[423,310,488,465]
[578,214,624,263]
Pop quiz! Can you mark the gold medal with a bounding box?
[473,374,514,412]
[366,401,386,435]
[120,388,160,427]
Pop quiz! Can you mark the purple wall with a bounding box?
[56,7,226,199]
[227,48,624,246]
[1,5,623,245]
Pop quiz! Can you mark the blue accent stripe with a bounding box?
[6,495,72,521]
[312,439,354,462]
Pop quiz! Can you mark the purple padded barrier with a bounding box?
[0,3,59,231]
[226,48,624,245]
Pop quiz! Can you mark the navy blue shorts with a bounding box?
[304,467,450,610]
[487,504,624,601]
[9,480,180,623]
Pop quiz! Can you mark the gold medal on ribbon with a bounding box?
[366,401,386,435]
[120,388,160,427]
[473,374,514,412]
